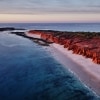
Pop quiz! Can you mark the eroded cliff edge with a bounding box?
[28,30,100,64]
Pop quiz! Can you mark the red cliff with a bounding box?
[28,30,100,64]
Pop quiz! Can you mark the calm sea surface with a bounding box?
[0,23,100,32]
[0,23,100,100]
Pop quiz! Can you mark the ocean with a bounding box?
[0,23,100,32]
[0,23,100,100]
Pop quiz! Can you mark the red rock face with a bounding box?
[28,30,100,64]
[28,30,43,35]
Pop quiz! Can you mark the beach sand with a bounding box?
[25,32,100,96]
[49,43,100,96]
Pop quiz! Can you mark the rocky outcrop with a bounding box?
[0,27,15,31]
[10,31,51,46]
[28,30,43,35]
[28,30,100,64]
[0,27,25,31]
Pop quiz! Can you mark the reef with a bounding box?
[11,31,50,46]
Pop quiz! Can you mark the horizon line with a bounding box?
[1,22,100,24]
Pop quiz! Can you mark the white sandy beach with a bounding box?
[50,43,100,96]
[25,33,100,96]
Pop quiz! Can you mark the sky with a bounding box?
[0,0,100,23]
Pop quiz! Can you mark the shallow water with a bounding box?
[0,32,99,100]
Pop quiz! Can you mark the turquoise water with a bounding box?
[0,32,99,100]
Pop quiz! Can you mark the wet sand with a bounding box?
[49,43,100,96]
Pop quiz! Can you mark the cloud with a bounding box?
[0,0,100,14]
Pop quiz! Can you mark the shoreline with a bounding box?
[25,31,100,96]
[49,43,100,96]
[7,29,100,97]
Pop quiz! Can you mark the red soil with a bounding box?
[28,30,100,64]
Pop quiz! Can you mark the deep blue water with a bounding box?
[0,31,99,100]
[0,23,100,32]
